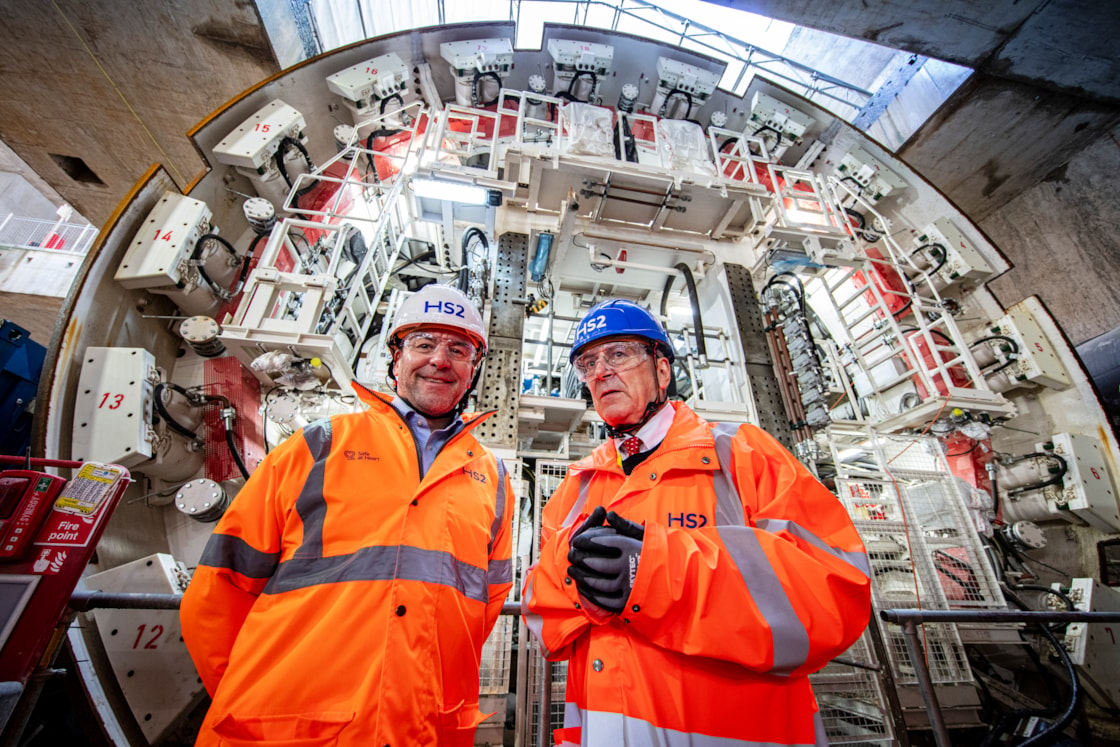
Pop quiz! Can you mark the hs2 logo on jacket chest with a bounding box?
[462,467,487,483]
[668,512,709,528]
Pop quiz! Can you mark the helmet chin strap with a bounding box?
[603,356,669,438]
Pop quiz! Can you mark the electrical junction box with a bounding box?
[212,99,307,171]
[326,52,410,106]
[1044,432,1120,532]
[655,57,719,100]
[546,39,614,74]
[986,305,1072,391]
[916,217,993,287]
[114,192,211,290]
[836,147,907,203]
[71,348,157,469]
[85,554,202,744]
[439,38,513,76]
[1057,578,1120,705]
[748,92,814,142]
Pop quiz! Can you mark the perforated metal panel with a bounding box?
[474,232,528,447]
[725,263,793,447]
[203,357,265,480]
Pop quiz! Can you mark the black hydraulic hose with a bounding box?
[201,393,250,480]
[751,124,783,151]
[276,136,316,198]
[567,70,598,102]
[660,263,706,364]
[912,242,948,275]
[236,232,268,288]
[838,174,865,195]
[763,271,806,305]
[191,232,239,300]
[473,71,503,108]
[1012,584,1077,634]
[459,228,488,294]
[225,428,251,480]
[972,334,1022,375]
[981,586,1082,747]
[659,88,693,119]
[152,382,198,440]
[971,334,1020,353]
[379,92,403,115]
[363,128,402,182]
[1006,452,1068,496]
[989,459,1001,523]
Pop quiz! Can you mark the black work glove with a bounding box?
[566,511,645,613]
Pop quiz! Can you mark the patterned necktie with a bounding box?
[619,436,644,457]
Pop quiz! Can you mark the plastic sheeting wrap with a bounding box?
[657,119,716,177]
[563,102,615,157]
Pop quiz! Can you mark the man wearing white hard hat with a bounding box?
[182,284,514,747]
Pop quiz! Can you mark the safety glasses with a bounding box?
[401,331,478,362]
[572,341,651,382]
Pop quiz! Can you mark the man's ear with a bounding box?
[656,354,672,394]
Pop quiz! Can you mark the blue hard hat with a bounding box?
[570,300,674,363]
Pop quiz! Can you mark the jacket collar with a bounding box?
[577,401,714,473]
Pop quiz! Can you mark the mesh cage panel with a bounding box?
[811,631,895,744]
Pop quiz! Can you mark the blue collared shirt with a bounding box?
[390,396,466,476]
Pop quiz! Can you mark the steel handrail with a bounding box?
[880,608,1120,747]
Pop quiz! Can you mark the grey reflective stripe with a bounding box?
[199,533,279,579]
[489,457,508,554]
[711,422,745,526]
[573,707,823,746]
[521,575,552,658]
[294,419,332,559]
[812,711,827,746]
[718,524,810,673]
[756,518,872,579]
[487,556,513,587]
[263,543,489,602]
[561,471,592,529]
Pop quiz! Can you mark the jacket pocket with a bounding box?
[437,701,492,747]
[212,710,355,746]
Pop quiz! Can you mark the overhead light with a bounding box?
[411,178,500,206]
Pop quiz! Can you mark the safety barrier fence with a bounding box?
[0,214,98,256]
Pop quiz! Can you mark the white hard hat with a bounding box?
[387,285,488,353]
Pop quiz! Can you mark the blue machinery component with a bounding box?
[529,232,554,282]
[0,321,46,459]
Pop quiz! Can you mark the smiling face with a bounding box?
[581,338,672,427]
[393,327,479,426]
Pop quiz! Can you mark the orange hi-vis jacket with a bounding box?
[180,385,514,747]
[522,402,871,746]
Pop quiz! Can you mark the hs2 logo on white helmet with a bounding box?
[424,300,467,318]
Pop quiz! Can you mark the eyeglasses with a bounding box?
[572,341,650,381]
[401,332,478,362]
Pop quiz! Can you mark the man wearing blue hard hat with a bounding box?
[522,298,871,746]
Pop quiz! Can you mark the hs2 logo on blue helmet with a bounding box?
[575,313,608,341]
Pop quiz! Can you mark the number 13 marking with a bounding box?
[99,393,124,409]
